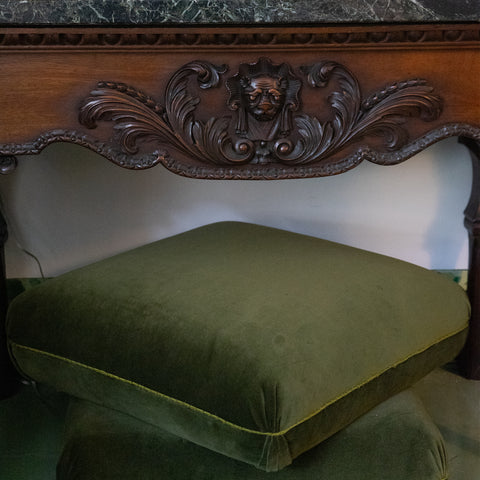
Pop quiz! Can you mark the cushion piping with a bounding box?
[8,322,468,437]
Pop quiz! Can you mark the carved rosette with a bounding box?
[78,57,443,178]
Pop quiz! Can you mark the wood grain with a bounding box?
[0,24,478,394]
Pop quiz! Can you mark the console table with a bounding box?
[0,1,479,399]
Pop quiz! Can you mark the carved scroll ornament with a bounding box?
[79,57,443,178]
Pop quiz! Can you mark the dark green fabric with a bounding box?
[57,390,448,480]
[7,222,469,471]
[6,278,47,303]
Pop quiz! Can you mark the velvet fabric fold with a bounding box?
[57,390,448,480]
[7,222,469,471]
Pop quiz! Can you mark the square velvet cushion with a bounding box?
[57,390,448,480]
[7,222,469,471]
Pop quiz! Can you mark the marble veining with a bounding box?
[0,0,478,25]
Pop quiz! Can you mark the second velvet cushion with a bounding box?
[7,222,469,471]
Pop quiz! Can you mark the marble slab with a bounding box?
[0,0,478,26]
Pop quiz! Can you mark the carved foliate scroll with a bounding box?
[79,57,443,178]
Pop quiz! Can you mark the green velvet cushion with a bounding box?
[7,222,468,472]
[57,390,448,480]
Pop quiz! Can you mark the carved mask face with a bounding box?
[242,75,286,121]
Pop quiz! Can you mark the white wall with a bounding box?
[0,137,472,278]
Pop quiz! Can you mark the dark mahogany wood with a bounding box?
[461,138,480,379]
[76,58,444,178]
[0,24,479,396]
[0,207,19,398]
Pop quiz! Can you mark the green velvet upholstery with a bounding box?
[57,390,448,480]
[7,222,469,471]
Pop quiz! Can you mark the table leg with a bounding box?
[460,137,480,380]
[0,208,19,398]
[0,155,19,398]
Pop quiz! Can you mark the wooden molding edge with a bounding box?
[1,123,479,179]
[0,24,478,50]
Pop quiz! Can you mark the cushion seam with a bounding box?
[8,322,468,437]
[284,322,468,433]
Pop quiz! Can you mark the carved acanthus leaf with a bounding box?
[78,57,443,170]
[275,63,443,165]
[78,83,175,155]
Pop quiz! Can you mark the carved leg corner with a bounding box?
[0,155,17,175]
[0,157,20,398]
[459,137,480,379]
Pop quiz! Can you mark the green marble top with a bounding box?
[0,0,478,26]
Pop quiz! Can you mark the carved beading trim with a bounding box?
[0,26,478,49]
[0,130,161,169]
[160,124,480,179]
[0,123,479,179]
